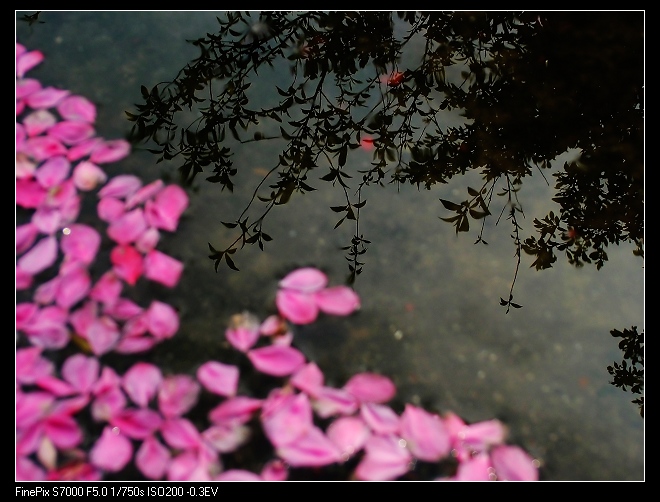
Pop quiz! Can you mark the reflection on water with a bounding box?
[16,11,644,481]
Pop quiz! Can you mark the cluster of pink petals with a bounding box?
[16,43,188,356]
[16,43,540,481]
[275,267,361,324]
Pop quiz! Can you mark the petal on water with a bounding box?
[275,289,318,325]
[17,235,58,275]
[490,445,539,481]
[344,372,396,404]
[143,250,183,288]
[247,345,306,377]
[89,426,133,473]
[278,267,328,292]
[315,285,361,316]
[197,361,239,397]
[122,362,163,408]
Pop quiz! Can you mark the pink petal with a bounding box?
[17,49,44,78]
[16,303,38,331]
[35,156,71,188]
[158,375,200,418]
[16,456,46,481]
[67,137,103,162]
[343,372,396,404]
[216,469,262,481]
[20,305,70,349]
[86,317,121,356]
[275,289,318,324]
[144,184,188,231]
[160,417,202,450]
[278,267,328,292]
[23,109,57,136]
[490,445,539,481]
[259,314,286,335]
[107,208,148,245]
[125,179,164,209]
[23,135,67,161]
[97,196,126,222]
[89,426,133,472]
[360,402,400,435]
[91,385,126,422]
[24,86,69,109]
[33,275,60,304]
[143,250,183,287]
[90,139,131,164]
[225,315,261,353]
[47,121,95,145]
[17,235,58,275]
[110,408,163,440]
[115,336,159,354]
[276,426,342,467]
[451,452,494,481]
[135,436,170,480]
[260,459,289,481]
[104,297,142,320]
[16,267,34,290]
[167,450,212,481]
[247,345,306,377]
[460,419,507,452]
[97,174,142,199]
[135,227,160,253]
[68,300,98,337]
[110,245,143,285]
[16,391,53,429]
[16,152,36,179]
[55,266,91,310]
[203,422,251,453]
[208,396,263,425]
[145,300,179,339]
[45,413,83,449]
[122,362,163,407]
[399,404,451,462]
[354,434,412,481]
[57,95,97,123]
[326,416,371,459]
[16,178,47,209]
[60,223,101,265]
[61,353,100,394]
[261,392,313,447]
[16,223,39,255]
[312,386,359,418]
[290,362,325,396]
[197,361,239,397]
[34,375,77,397]
[16,78,42,100]
[16,346,54,384]
[72,161,107,191]
[314,285,361,316]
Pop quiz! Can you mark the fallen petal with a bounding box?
[275,289,318,325]
[247,345,306,377]
[278,267,328,292]
[315,285,361,316]
[89,426,133,472]
[197,361,239,397]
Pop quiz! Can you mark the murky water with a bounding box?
[16,11,644,481]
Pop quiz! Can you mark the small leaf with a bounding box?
[440,199,462,211]
[458,216,469,232]
[225,254,239,271]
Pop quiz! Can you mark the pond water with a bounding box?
[16,11,644,481]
